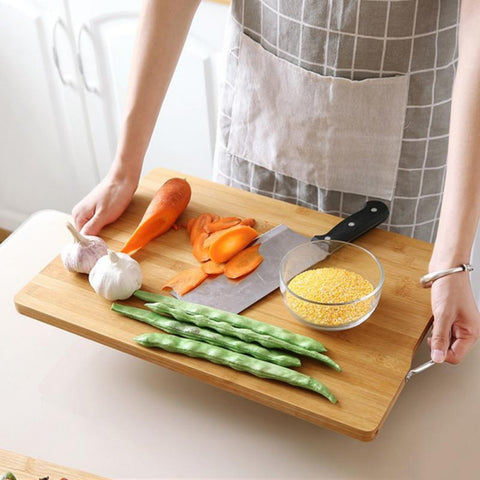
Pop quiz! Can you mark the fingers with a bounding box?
[81,213,106,236]
[72,203,95,234]
[446,337,476,364]
[428,275,480,365]
[72,200,107,236]
[429,312,453,364]
[73,199,121,236]
[429,332,477,364]
[428,313,480,364]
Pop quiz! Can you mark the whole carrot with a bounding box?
[121,177,191,254]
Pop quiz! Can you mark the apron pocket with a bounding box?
[226,33,409,200]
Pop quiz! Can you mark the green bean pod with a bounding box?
[112,303,301,368]
[135,333,337,403]
[134,290,326,352]
[145,302,341,372]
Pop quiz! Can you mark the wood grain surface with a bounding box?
[0,228,11,243]
[14,168,434,441]
[0,448,109,480]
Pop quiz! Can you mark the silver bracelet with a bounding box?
[420,263,474,288]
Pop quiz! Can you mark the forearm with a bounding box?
[430,0,480,270]
[111,0,201,183]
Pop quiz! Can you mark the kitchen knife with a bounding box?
[175,201,389,313]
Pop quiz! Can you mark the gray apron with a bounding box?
[213,0,460,242]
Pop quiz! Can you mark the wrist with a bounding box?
[429,254,472,273]
[430,239,472,272]
[107,155,142,188]
[421,263,474,288]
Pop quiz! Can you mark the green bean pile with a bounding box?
[136,333,337,403]
[112,303,301,368]
[134,290,326,351]
[145,301,341,371]
[111,290,341,403]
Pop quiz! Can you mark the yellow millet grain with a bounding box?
[285,267,374,326]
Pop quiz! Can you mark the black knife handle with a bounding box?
[311,201,389,243]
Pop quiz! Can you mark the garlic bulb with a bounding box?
[89,249,142,300]
[61,222,108,274]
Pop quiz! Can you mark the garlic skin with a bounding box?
[89,249,142,300]
[61,222,108,274]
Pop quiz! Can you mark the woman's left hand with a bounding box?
[428,273,480,364]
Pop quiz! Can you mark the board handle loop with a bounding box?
[405,359,436,382]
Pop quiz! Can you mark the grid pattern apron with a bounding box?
[213,0,460,242]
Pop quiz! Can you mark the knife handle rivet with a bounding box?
[370,207,378,212]
[348,222,355,227]
[324,235,331,240]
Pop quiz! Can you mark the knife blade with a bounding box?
[175,201,389,313]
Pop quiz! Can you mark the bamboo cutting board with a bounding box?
[14,168,433,441]
[0,448,109,480]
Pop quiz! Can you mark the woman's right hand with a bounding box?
[72,171,138,236]
[72,0,201,236]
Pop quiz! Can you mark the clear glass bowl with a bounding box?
[279,240,384,331]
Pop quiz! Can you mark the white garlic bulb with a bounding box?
[89,249,142,300]
[61,222,108,274]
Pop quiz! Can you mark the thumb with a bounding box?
[81,213,105,236]
[429,315,452,363]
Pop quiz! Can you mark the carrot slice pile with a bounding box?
[208,225,259,263]
[161,212,261,296]
[189,213,214,245]
[224,244,264,279]
[202,225,239,249]
[162,267,208,296]
[204,216,241,233]
[121,177,191,255]
[201,260,226,275]
[192,231,210,262]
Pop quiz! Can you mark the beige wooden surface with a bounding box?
[0,228,11,243]
[0,448,109,480]
[14,168,433,441]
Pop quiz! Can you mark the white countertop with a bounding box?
[1,210,478,479]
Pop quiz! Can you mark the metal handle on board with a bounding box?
[405,359,436,383]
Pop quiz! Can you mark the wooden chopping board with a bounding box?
[14,168,433,441]
[0,448,109,480]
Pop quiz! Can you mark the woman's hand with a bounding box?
[427,0,480,365]
[72,171,138,236]
[72,0,200,236]
[428,273,480,364]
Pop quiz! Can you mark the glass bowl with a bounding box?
[279,240,384,331]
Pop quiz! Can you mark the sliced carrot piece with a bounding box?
[121,178,191,255]
[192,231,210,262]
[203,225,243,249]
[201,260,226,275]
[189,213,213,245]
[204,216,242,233]
[202,229,224,250]
[162,267,208,296]
[240,217,256,227]
[208,225,258,263]
[224,244,263,279]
